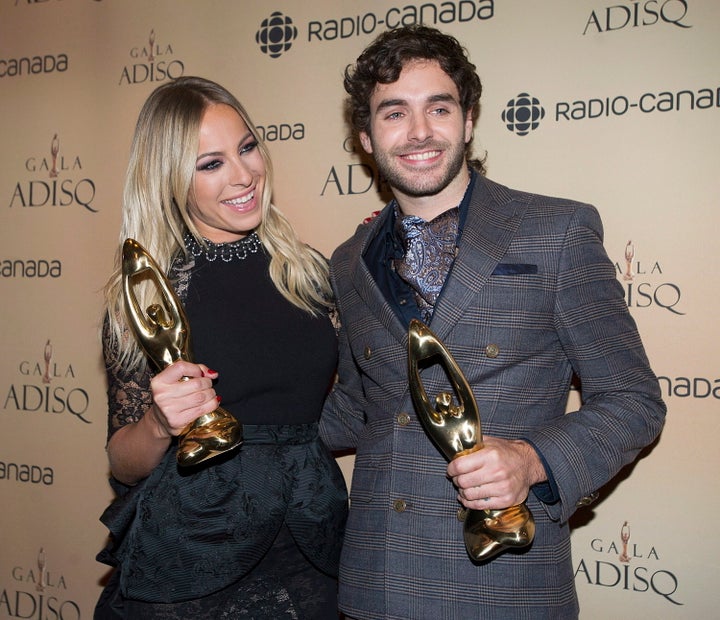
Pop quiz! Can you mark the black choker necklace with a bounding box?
[184,232,262,263]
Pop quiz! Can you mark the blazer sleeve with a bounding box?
[525,203,666,523]
[319,275,368,452]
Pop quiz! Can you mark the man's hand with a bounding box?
[446,437,546,510]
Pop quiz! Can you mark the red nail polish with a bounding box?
[216,396,222,404]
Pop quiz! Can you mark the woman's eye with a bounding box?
[240,140,258,155]
[198,159,222,172]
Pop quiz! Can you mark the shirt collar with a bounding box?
[387,167,477,250]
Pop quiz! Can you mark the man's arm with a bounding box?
[448,204,665,522]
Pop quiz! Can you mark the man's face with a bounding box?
[360,59,473,203]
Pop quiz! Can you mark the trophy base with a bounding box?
[176,408,243,467]
[464,504,536,561]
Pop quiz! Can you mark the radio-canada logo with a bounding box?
[254,3,495,56]
[9,134,97,213]
[256,12,298,59]
[501,93,546,136]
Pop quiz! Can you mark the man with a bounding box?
[320,25,665,619]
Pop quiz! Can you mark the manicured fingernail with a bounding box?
[216,396,222,403]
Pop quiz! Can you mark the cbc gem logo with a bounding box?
[256,12,298,58]
[501,93,546,136]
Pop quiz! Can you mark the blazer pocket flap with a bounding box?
[492,263,538,275]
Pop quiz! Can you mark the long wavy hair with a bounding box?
[344,24,486,174]
[104,76,332,371]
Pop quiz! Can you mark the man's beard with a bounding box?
[371,139,467,198]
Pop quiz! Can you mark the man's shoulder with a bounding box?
[477,175,589,208]
[475,175,600,223]
[331,202,393,261]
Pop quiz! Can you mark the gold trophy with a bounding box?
[42,340,53,384]
[36,548,46,593]
[148,29,156,62]
[407,319,535,561]
[619,521,631,563]
[623,240,634,281]
[122,238,243,467]
[49,134,59,178]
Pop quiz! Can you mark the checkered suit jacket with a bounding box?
[320,175,665,620]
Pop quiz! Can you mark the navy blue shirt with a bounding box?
[363,170,476,327]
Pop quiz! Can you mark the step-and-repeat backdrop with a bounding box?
[1,1,717,618]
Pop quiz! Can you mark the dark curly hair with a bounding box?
[344,24,486,173]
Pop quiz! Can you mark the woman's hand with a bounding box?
[149,361,220,438]
[108,361,221,485]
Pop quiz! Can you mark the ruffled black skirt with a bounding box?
[95,423,347,618]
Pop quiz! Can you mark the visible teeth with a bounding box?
[405,151,440,161]
[225,192,254,206]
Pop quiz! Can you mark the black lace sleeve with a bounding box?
[101,314,153,442]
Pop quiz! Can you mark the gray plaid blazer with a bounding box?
[320,175,665,620]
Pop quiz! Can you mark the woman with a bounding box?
[95,76,347,619]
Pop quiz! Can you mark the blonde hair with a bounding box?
[104,76,332,371]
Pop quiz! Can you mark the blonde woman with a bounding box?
[95,76,346,619]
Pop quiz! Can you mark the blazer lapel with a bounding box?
[345,208,410,345]
[341,177,530,345]
[429,177,529,341]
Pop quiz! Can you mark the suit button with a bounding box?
[485,343,500,358]
[364,346,372,360]
[397,412,411,426]
[393,499,407,512]
[576,492,599,507]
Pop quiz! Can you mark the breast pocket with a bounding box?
[491,263,538,275]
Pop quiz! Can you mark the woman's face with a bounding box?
[187,103,265,243]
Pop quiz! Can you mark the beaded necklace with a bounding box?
[184,231,262,263]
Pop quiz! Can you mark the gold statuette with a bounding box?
[121,238,243,467]
[407,319,535,561]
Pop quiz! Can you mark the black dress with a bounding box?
[96,235,347,619]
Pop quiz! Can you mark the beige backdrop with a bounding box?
[1,1,718,618]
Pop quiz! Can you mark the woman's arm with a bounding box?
[102,314,220,484]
